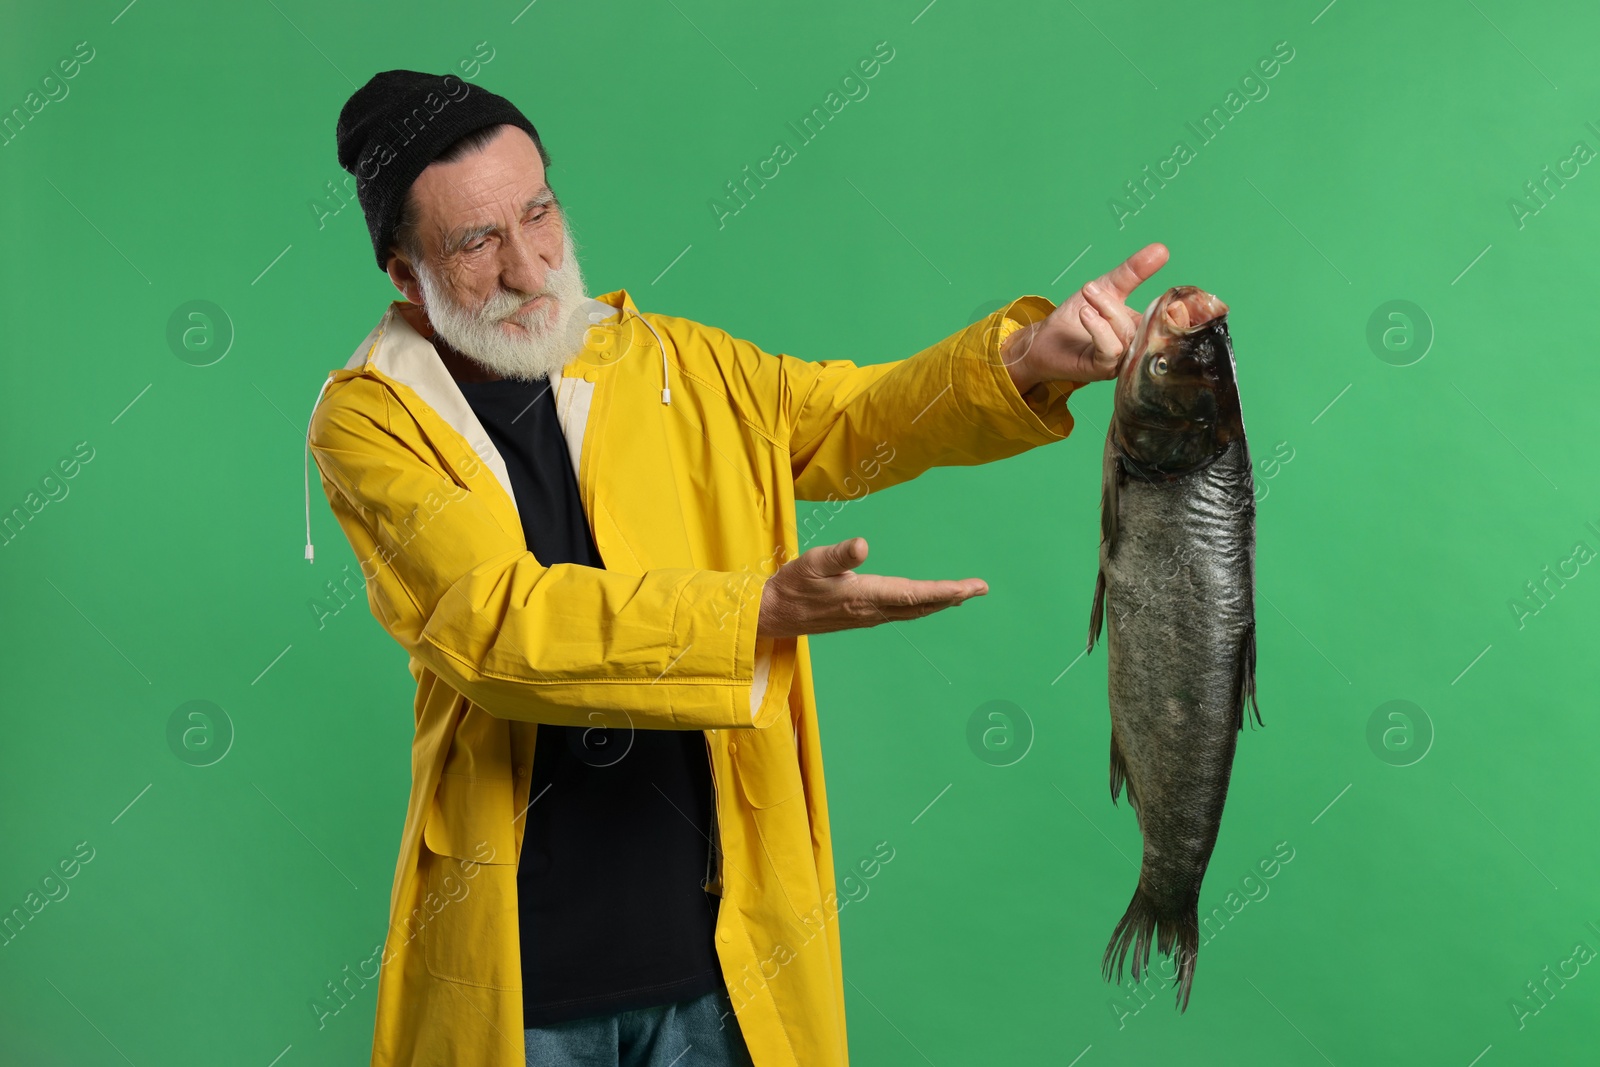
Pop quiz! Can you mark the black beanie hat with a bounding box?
[335,70,543,272]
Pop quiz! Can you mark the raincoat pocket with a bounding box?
[422,772,519,864]
[417,843,521,991]
[733,718,820,925]
[416,771,522,990]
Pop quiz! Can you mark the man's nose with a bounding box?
[499,222,555,295]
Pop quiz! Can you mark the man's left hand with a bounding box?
[1001,242,1170,394]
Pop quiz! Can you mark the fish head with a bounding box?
[1112,285,1244,477]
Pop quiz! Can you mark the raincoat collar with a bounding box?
[304,289,642,563]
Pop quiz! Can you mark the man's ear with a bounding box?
[386,252,423,303]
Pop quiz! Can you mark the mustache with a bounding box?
[478,287,548,321]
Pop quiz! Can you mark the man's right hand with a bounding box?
[756,537,988,640]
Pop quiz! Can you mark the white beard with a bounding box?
[415,223,591,383]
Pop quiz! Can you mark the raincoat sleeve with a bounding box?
[659,296,1083,499]
[309,376,793,731]
[777,295,1085,498]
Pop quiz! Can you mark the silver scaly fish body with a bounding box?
[1086,285,1260,1012]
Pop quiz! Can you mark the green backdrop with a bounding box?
[3,0,1597,1063]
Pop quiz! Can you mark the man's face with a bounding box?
[390,125,590,382]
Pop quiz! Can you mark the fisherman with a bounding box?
[310,68,1169,1067]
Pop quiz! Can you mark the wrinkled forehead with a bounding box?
[410,127,550,238]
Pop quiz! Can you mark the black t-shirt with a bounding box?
[455,374,723,1027]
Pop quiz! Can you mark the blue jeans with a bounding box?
[524,987,755,1067]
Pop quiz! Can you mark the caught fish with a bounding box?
[1085,284,1260,1012]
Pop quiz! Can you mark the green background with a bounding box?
[3,0,1597,1063]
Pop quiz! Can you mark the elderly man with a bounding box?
[310,70,1167,1067]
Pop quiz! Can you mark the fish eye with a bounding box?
[1151,355,1169,376]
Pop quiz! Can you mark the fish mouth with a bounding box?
[1123,285,1229,373]
[1159,286,1229,334]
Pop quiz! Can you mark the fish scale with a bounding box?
[1085,284,1260,1012]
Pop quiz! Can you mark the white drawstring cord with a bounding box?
[304,373,334,562]
[629,309,671,405]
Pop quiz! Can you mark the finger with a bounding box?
[1081,281,1139,347]
[873,599,963,625]
[1080,304,1126,361]
[1097,242,1170,300]
[814,592,970,634]
[873,588,986,623]
[804,536,868,577]
[855,574,988,610]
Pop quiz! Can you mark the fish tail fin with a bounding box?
[1086,569,1106,654]
[1170,906,1200,1013]
[1101,887,1201,1014]
[1237,623,1262,731]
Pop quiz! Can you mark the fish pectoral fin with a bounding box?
[1109,730,1141,822]
[1100,449,1121,550]
[1236,622,1262,731]
[1089,445,1120,656]
[1087,569,1107,654]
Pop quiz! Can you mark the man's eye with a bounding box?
[526,210,548,225]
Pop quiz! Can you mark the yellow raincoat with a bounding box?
[307,287,1081,1066]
